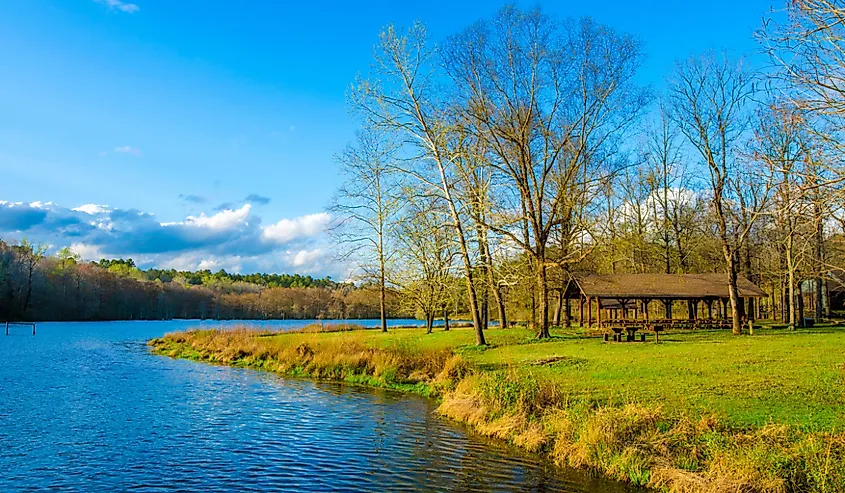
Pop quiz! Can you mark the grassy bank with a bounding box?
[149,324,845,492]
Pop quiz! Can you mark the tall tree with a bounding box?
[331,127,402,332]
[351,22,488,345]
[753,101,810,329]
[668,53,768,334]
[442,7,650,337]
[393,196,456,333]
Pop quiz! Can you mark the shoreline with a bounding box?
[149,325,845,493]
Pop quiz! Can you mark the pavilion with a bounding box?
[562,273,768,329]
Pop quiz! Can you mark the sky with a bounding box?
[0,0,778,278]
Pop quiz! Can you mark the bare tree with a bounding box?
[643,105,702,274]
[331,128,402,332]
[442,8,650,337]
[13,239,46,317]
[351,23,488,344]
[752,101,810,329]
[393,196,456,333]
[762,1,845,126]
[667,53,769,334]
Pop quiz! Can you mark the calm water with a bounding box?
[0,320,636,492]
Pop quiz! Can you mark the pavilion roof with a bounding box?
[567,273,767,300]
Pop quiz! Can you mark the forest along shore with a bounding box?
[149,323,845,493]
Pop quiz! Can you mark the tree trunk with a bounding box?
[530,283,537,329]
[797,288,805,328]
[727,253,743,335]
[815,199,825,320]
[453,227,485,344]
[564,298,571,328]
[436,153,485,345]
[493,284,507,328]
[22,264,34,316]
[536,256,550,338]
[379,267,388,333]
[553,290,562,326]
[484,245,507,328]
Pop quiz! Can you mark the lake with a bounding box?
[0,320,637,492]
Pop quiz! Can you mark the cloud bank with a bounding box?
[0,199,339,277]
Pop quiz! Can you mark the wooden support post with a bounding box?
[564,298,572,328]
[597,298,602,328]
[587,296,593,328]
[579,295,584,327]
[663,299,673,320]
[643,299,650,322]
[5,322,8,336]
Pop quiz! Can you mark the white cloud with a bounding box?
[262,212,330,244]
[198,255,243,273]
[28,201,54,209]
[95,0,140,13]
[162,204,252,230]
[113,145,142,156]
[73,204,112,215]
[291,249,323,267]
[69,243,107,262]
[284,248,332,274]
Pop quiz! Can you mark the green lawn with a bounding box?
[267,322,845,431]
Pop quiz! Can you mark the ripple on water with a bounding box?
[0,321,640,493]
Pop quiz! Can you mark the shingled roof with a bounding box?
[568,273,767,299]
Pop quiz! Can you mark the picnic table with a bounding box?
[606,325,646,342]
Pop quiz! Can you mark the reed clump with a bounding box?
[437,368,845,493]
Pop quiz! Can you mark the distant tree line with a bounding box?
[0,240,400,322]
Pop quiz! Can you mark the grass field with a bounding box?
[150,322,845,492]
[247,322,845,430]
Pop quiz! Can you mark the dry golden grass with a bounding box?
[436,369,845,492]
[288,322,370,333]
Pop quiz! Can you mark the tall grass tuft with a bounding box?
[437,368,845,492]
[149,327,458,397]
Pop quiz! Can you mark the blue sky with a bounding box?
[0,0,776,276]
